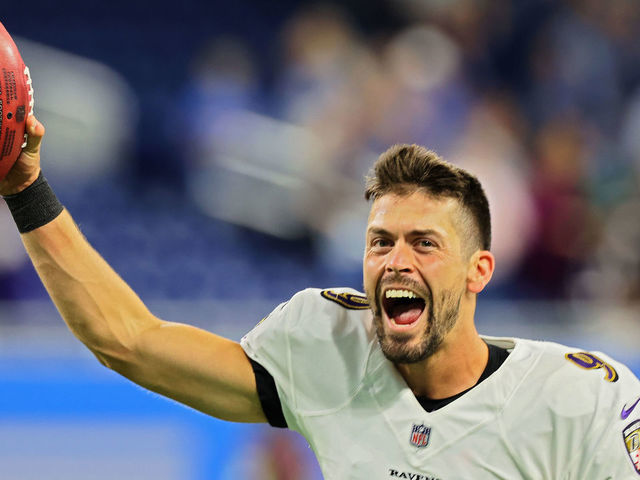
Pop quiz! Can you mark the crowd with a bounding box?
[2,0,640,305]
[179,0,640,302]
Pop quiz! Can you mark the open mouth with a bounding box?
[381,289,426,326]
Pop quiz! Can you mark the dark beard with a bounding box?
[368,275,462,364]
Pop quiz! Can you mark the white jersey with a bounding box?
[241,288,640,479]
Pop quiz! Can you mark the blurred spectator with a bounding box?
[525,0,622,134]
[276,4,381,178]
[371,24,472,155]
[176,36,262,160]
[449,93,536,288]
[221,428,321,479]
[15,37,138,186]
[574,84,640,303]
[516,115,598,298]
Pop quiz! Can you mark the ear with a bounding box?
[466,250,495,294]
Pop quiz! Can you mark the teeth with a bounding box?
[385,289,418,299]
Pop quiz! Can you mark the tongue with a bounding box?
[391,305,423,325]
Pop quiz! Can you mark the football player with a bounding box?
[2,116,639,478]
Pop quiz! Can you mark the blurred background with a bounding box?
[1,0,639,478]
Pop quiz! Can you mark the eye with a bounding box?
[416,239,435,249]
[371,238,392,249]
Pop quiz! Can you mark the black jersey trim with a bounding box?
[416,342,510,412]
[248,357,288,428]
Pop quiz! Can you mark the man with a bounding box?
[2,116,639,479]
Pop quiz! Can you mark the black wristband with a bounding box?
[3,171,64,233]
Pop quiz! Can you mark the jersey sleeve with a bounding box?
[248,357,287,428]
[240,287,374,435]
[240,296,301,430]
[564,353,640,478]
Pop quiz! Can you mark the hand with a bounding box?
[0,116,45,196]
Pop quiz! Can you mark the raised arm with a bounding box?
[1,117,266,423]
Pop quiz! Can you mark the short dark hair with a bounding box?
[365,144,491,252]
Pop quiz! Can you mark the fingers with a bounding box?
[23,115,45,156]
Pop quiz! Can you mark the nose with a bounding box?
[385,241,414,274]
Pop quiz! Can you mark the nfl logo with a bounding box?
[410,423,431,448]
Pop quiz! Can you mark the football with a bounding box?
[0,21,34,181]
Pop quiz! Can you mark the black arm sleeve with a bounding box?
[248,357,288,428]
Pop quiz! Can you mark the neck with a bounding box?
[394,313,488,399]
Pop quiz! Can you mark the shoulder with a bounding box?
[242,286,372,345]
[288,287,372,331]
[490,338,640,476]
[288,287,370,311]
[241,288,376,411]
[511,338,636,393]
[252,287,373,337]
[526,339,634,389]
[503,338,639,419]
[317,288,370,310]
[533,341,640,476]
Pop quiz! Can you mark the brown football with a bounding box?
[0,21,34,181]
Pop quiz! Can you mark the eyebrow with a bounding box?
[366,227,392,237]
[366,227,445,240]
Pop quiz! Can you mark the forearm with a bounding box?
[2,119,266,423]
[17,207,265,422]
[21,208,161,369]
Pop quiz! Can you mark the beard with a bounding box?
[367,274,463,364]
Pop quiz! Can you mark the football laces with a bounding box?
[21,65,34,148]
